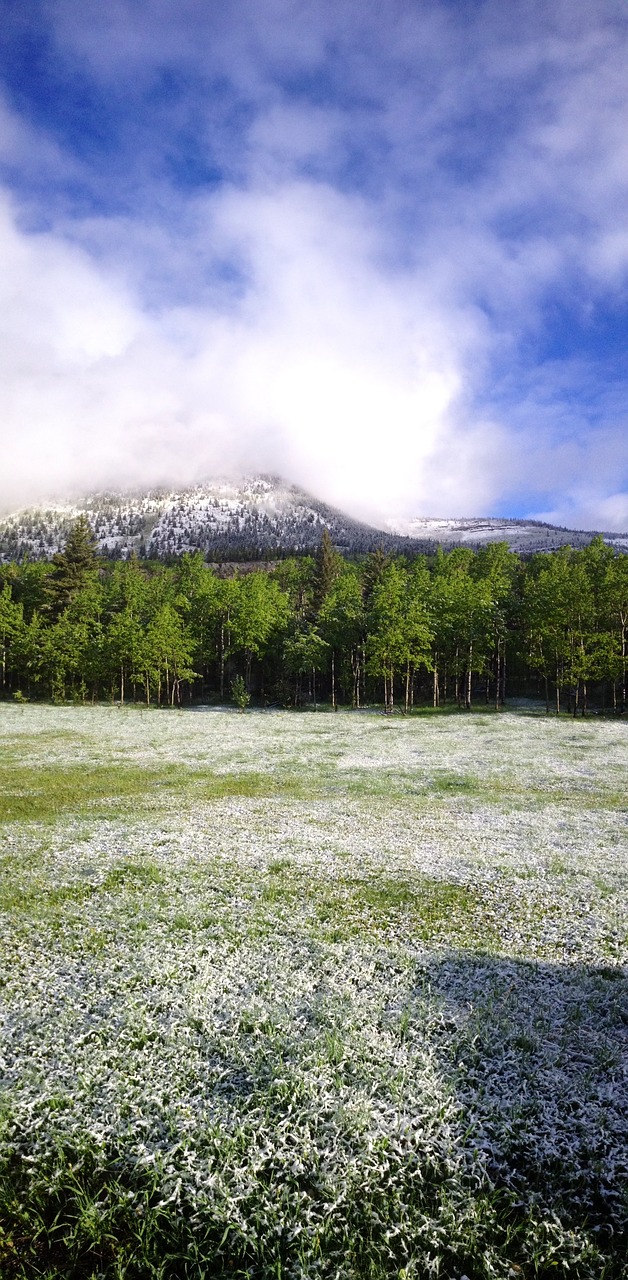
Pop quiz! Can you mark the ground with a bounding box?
[0,704,626,1278]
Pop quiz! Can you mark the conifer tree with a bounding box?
[47,516,99,616]
[315,528,342,608]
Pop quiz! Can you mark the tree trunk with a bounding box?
[433,664,439,708]
[466,642,473,709]
[331,649,336,711]
[622,624,627,713]
[544,672,549,714]
[351,649,359,708]
[219,623,225,701]
[404,658,410,713]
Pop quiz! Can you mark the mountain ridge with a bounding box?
[1,475,627,561]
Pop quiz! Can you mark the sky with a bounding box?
[1,0,628,530]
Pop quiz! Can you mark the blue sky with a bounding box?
[1,0,628,529]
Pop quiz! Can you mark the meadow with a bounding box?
[0,703,626,1279]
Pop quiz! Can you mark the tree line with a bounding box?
[0,516,627,714]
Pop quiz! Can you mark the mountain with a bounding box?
[383,515,628,555]
[0,476,421,562]
[1,476,627,561]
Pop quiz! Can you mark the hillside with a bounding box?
[0,477,425,562]
[1,475,627,561]
[384,514,628,555]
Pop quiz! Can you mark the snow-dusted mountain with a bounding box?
[1,476,627,561]
[0,476,419,562]
[383,515,628,554]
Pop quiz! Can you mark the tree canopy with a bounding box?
[0,522,626,714]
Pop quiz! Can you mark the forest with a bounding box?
[1,516,627,714]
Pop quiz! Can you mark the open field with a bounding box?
[0,704,627,1279]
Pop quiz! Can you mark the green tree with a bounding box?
[318,564,365,708]
[314,528,342,609]
[231,674,251,710]
[472,543,520,708]
[0,584,23,693]
[1,559,52,619]
[402,560,434,711]
[230,573,291,692]
[175,554,221,694]
[47,516,99,617]
[524,550,594,714]
[139,604,195,705]
[283,627,329,707]
[272,557,317,624]
[429,551,492,709]
[601,549,628,711]
[367,561,432,712]
[10,612,46,697]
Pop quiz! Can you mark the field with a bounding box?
[0,704,626,1279]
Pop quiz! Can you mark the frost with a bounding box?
[0,704,626,1275]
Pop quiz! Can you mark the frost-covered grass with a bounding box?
[0,704,626,1279]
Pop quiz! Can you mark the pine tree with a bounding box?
[315,528,341,609]
[47,516,99,616]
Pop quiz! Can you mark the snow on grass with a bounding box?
[0,704,626,1277]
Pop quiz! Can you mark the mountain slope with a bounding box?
[1,476,627,561]
[384,514,628,555]
[0,477,420,561]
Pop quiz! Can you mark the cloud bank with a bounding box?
[1,0,628,528]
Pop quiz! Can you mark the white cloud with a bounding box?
[2,1,628,528]
[534,492,628,534]
[1,180,488,519]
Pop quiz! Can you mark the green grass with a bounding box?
[312,874,479,942]
[1,749,626,829]
[0,706,626,1279]
[0,762,312,824]
[0,859,164,918]
[0,763,161,823]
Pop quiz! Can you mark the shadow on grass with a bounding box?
[425,953,628,1248]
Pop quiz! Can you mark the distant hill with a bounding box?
[383,514,628,555]
[1,476,627,561]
